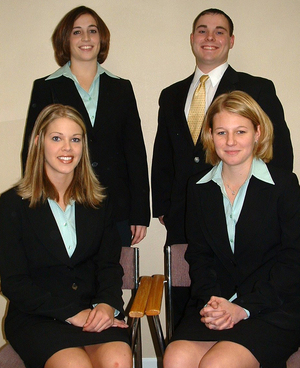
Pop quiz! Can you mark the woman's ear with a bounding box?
[34,135,39,145]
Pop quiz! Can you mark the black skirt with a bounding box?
[171,307,300,368]
[5,313,130,368]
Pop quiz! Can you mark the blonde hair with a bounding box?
[201,91,274,166]
[18,104,105,208]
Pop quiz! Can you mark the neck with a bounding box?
[70,59,98,80]
[221,159,253,195]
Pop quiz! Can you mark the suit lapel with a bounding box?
[235,177,272,257]
[175,74,197,146]
[71,203,101,263]
[49,77,94,137]
[24,200,72,265]
[214,65,239,99]
[197,181,235,263]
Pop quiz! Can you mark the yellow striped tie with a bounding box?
[188,75,209,145]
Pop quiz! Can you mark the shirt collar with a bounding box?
[192,62,229,88]
[197,158,275,185]
[46,62,119,81]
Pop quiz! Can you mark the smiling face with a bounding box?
[69,13,101,64]
[210,110,260,169]
[191,13,234,73]
[43,117,83,183]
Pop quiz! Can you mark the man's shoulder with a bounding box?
[161,74,194,94]
[226,66,273,86]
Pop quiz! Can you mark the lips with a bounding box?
[202,45,218,50]
[79,45,93,50]
[58,156,74,163]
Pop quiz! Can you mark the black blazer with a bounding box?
[22,72,150,225]
[185,165,300,330]
[0,188,124,324]
[151,65,293,244]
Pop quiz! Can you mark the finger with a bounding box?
[112,319,129,328]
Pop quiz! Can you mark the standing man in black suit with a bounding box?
[151,8,293,326]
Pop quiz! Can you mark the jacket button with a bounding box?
[72,283,78,290]
[194,156,200,163]
[92,162,98,167]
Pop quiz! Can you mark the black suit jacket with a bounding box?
[151,66,293,244]
[22,73,150,225]
[185,165,300,330]
[0,188,124,324]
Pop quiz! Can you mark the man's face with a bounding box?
[190,13,234,73]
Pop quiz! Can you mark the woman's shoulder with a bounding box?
[0,187,23,211]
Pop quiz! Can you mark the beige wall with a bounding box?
[1,0,300,358]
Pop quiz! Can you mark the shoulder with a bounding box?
[227,66,275,89]
[0,187,24,213]
[162,73,194,93]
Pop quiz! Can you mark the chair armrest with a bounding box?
[145,274,165,316]
[129,276,153,318]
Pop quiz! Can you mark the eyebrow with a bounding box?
[196,25,228,32]
[72,24,98,29]
[49,132,83,136]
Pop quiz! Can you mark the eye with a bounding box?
[237,130,246,134]
[72,137,81,143]
[216,31,224,35]
[52,136,61,142]
[89,29,98,34]
[216,131,226,136]
[73,30,81,35]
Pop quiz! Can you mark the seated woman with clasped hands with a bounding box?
[163,91,300,368]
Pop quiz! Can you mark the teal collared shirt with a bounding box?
[46,63,119,126]
[197,158,274,315]
[47,199,76,257]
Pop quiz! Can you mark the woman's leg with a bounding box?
[45,347,93,368]
[85,341,132,368]
[200,341,260,368]
[163,340,216,368]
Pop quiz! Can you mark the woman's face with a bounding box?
[43,117,83,182]
[210,110,260,169]
[69,13,101,64]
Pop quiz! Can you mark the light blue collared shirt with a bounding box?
[197,158,275,315]
[46,63,119,126]
[48,199,76,257]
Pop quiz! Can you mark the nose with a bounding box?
[62,140,71,151]
[81,31,90,41]
[226,133,236,146]
[205,31,215,41]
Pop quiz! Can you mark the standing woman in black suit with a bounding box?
[0,104,132,368]
[22,6,150,247]
[163,91,300,368]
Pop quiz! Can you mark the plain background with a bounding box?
[1,0,300,359]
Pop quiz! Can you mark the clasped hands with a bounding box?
[200,296,247,330]
[66,303,128,332]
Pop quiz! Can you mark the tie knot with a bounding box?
[200,75,209,84]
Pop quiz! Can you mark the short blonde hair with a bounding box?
[18,104,105,208]
[201,91,273,166]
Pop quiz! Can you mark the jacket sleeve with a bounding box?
[121,80,150,226]
[251,78,293,171]
[91,196,125,316]
[21,78,53,173]
[151,89,175,218]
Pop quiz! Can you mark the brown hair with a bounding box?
[192,8,234,36]
[18,104,105,208]
[201,91,273,166]
[52,6,110,66]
